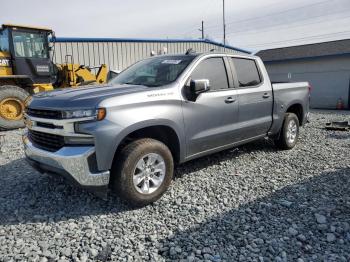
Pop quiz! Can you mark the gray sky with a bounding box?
[2,0,350,51]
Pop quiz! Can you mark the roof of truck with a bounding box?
[159,52,257,59]
[201,51,257,58]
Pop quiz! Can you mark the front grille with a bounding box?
[36,122,63,129]
[26,108,62,119]
[28,130,65,152]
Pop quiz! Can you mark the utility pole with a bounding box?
[198,20,204,39]
[223,0,226,47]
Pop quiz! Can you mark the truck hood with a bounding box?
[29,84,149,110]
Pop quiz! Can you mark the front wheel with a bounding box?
[0,85,30,130]
[111,138,174,206]
[274,113,300,150]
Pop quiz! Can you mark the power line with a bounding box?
[224,10,350,36]
[227,0,331,26]
[202,10,350,42]
[203,0,292,29]
[181,0,218,36]
[206,13,350,39]
[244,30,350,48]
[247,34,350,49]
[181,0,347,49]
[204,0,332,30]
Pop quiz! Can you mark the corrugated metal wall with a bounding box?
[52,38,248,72]
[265,55,350,109]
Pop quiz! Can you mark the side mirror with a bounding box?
[108,69,121,81]
[190,79,210,94]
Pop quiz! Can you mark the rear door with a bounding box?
[230,57,273,140]
[182,56,239,157]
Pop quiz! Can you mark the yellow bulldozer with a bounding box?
[0,24,108,130]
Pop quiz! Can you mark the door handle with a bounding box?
[262,93,270,98]
[225,97,236,103]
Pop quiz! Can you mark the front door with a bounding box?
[182,57,239,157]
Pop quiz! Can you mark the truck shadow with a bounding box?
[175,138,275,178]
[157,168,350,260]
[0,139,279,226]
[0,158,131,226]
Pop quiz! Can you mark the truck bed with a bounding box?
[272,82,310,107]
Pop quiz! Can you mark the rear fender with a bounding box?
[270,99,305,136]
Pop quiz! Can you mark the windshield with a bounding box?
[110,55,196,87]
[12,31,49,58]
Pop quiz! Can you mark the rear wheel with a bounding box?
[0,85,29,130]
[111,138,174,206]
[274,113,299,150]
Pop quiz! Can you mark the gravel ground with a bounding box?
[0,111,349,262]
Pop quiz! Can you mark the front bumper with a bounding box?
[23,135,110,195]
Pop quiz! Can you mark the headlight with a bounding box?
[61,108,106,121]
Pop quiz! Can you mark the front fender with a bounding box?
[79,118,186,171]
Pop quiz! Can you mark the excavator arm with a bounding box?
[55,64,108,88]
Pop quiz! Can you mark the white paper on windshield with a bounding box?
[161,60,182,64]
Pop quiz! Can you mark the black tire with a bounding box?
[111,138,174,206]
[0,85,29,130]
[274,113,300,150]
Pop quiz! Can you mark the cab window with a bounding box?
[232,58,261,87]
[12,31,49,58]
[0,29,9,53]
[190,57,229,91]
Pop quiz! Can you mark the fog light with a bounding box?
[22,135,29,147]
[64,136,94,145]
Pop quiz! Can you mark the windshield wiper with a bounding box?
[122,82,141,85]
[122,82,159,88]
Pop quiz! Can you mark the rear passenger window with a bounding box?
[232,58,261,87]
[191,57,229,90]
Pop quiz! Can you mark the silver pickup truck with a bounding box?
[23,52,310,206]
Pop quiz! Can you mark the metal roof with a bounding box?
[2,23,52,31]
[55,37,251,54]
[256,39,350,62]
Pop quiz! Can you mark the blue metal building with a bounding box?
[257,39,350,109]
[53,37,250,72]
